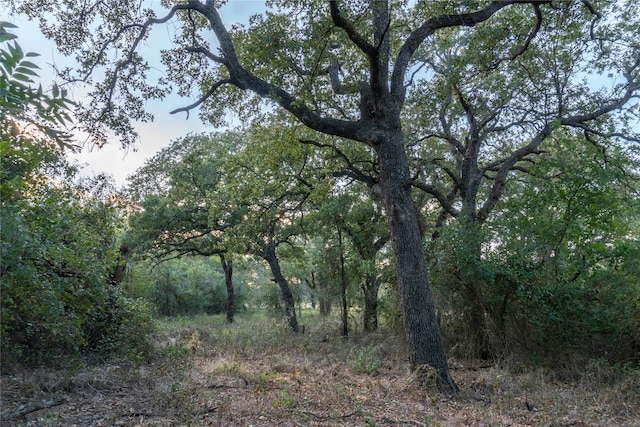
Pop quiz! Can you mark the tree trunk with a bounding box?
[376,131,458,394]
[463,276,493,360]
[362,269,380,332]
[219,253,235,324]
[337,227,348,337]
[109,245,130,285]
[263,246,299,332]
[458,222,494,360]
[317,271,332,316]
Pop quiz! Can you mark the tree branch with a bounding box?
[329,1,375,55]
[299,138,377,188]
[412,180,459,218]
[170,79,232,118]
[391,1,552,102]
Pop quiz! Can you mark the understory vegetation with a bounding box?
[2,312,639,426]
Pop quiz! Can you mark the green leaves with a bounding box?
[0,21,76,169]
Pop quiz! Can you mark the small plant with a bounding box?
[186,330,202,353]
[415,364,441,394]
[348,345,380,375]
[161,342,190,359]
[253,370,274,393]
[273,387,297,410]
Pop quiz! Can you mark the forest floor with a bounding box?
[1,312,639,426]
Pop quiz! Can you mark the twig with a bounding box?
[299,409,359,420]
[194,406,218,417]
[381,416,426,426]
[0,397,67,421]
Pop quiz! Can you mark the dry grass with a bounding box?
[1,312,639,426]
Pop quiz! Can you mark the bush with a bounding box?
[348,345,380,375]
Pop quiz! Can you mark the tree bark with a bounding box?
[219,253,235,324]
[376,131,458,393]
[263,245,299,333]
[109,245,130,285]
[337,227,349,337]
[362,269,380,332]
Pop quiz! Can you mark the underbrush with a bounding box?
[2,310,639,426]
[1,292,156,372]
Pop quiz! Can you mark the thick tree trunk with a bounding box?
[376,132,458,394]
[263,246,299,333]
[219,253,235,324]
[362,270,380,332]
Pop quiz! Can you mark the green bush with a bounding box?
[348,345,380,375]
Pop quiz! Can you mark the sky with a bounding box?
[5,1,267,187]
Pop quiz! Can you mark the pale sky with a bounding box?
[6,1,267,187]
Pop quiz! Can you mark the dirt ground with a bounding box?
[2,316,639,426]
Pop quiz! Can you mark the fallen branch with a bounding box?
[0,397,67,421]
[194,406,218,417]
[299,409,359,420]
[381,416,426,426]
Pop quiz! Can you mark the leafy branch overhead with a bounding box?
[0,21,75,155]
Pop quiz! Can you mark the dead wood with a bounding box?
[0,397,67,421]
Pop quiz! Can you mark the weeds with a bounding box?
[348,345,380,375]
[272,387,297,410]
[2,311,639,426]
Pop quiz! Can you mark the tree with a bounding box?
[126,132,240,322]
[14,0,639,392]
[401,1,639,359]
[482,131,640,358]
[212,122,327,332]
[309,187,389,333]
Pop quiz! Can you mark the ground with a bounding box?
[1,313,639,426]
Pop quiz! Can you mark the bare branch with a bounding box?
[508,4,543,61]
[329,0,375,55]
[581,0,602,40]
[299,138,377,188]
[328,55,359,95]
[192,0,364,141]
[478,123,552,221]
[186,46,225,63]
[94,3,194,115]
[169,79,232,118]
[412,180,459,218]
[392,1,552,102]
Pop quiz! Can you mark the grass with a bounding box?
[2,310,639,426]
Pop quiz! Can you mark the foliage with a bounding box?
[10,0,639,390]
[347,345,380,375]
[126,132,242,260]
[0,171,155,364]
[0,26,153,365]
[429,130,640,362]
[123,257,247,318]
